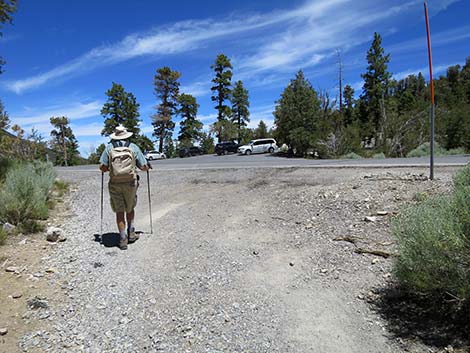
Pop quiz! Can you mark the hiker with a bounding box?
[99,125,150,250]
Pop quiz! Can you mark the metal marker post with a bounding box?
[147,166,153,234]
[100,171,104,235]
[424,1,435,180]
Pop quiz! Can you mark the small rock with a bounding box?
[149,298,157,305]
[45,268,57,274]
[46,227,65,242]
[33,272,44,278]
[0,328,8,336]
[2,222,16,233]
[93,262,104,268]
[320,268,328,274]
[289,262,295,267]
[18,238,27,245]
[38,311,50,320]
[364,216,377,223]
[252,250,259,256]
[371,258,380,265]
[5,266,19,273]
[27,296,49,310]
[376,211,388,216]
[305,223,313,230]
[357,294,365,300]
[12,293,22,299]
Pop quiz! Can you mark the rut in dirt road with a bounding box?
[19,167,457,353]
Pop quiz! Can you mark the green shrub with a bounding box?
[406,142,466,158]
[0,162,56,231]
[393,196,469,298]
[53,179,69,197]
[18,219,45,234]
[341,152,363,159]
[412,191,428,202]
[33,160,56,194]
[453,164,470,191]
[0,227,6,245]
[406,142,446,158]
[372,152,386,159]
[447,147,467,156]
[453,186,470,237]
[0,158,15,181]
[393,165,470,301]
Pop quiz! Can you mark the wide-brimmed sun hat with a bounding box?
[110,125,133,140]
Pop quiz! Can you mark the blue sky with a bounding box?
[0,0,468,156]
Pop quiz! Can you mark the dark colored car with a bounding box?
[178,146,204,158]
[215,141,240,155]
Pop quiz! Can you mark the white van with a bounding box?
[238,138,278,155]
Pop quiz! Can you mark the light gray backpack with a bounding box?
[109,140,137,183]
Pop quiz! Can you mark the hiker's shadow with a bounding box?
[94,233,120,247]
[94,231,145,248]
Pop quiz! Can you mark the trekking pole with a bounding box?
[146,164,153,234]
[100,171,104,235]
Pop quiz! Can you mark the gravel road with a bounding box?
[17,166,459,353]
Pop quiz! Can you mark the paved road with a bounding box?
[60,153,470,172]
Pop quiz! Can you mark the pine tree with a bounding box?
[134,135,154,153]
[211,54,233,141]
[0,0,17,74]
[88,143,106,164]
[230,80,250,143]
[50,116,79,166]
[274,70,321,156]
[254,120,268,139]
[360,32,391,145]
[163,135,175,158]
[178,93,203,146]
[152,67,181,152]
[0,99,9,130]
[101,82,141,137]
[200,132,215,154]
[343,85,355,126]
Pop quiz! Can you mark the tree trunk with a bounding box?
[61,125,68,167]
[159,131,164,153]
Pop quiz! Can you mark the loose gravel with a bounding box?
[17,166,459,353]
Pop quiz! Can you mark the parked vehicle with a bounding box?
[215,141,239,155]
[238,138,278,155]
[145,150,166,160]
[178,146,204,158]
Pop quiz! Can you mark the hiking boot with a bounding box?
[128,229,139,243]
[118,237,128,250]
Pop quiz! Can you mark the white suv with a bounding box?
[145,150,166,160]
[238,138,278,155]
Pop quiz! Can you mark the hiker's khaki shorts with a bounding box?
[108,180,138,213]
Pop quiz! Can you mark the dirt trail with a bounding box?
[4,166,460,352]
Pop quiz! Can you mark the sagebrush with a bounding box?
[393,165,470,301]
[0,161,57,231]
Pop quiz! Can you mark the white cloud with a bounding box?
[180,79,210,98]
[4,0,460,96]
[4,2,317,94]
[388,26,470,56]
[71,122,103,137]
[11,101,102,126]
[5,0,430,94]
[427,0,462,14]
[393,63,459,81]
[197,113,218,122]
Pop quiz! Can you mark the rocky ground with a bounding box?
[0,166,465,353]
